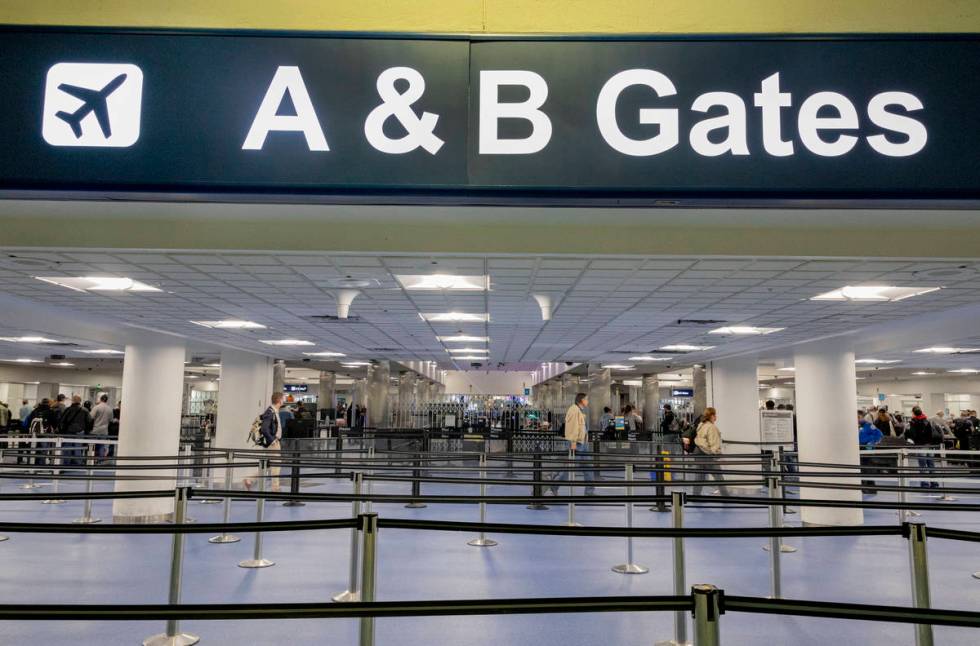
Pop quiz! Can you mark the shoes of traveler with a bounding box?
[930,482,940,488]
[543,489,556,496]
[585,489,596,496]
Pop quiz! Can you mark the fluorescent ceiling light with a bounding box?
[50,362,75,366]
[80,349,123,355]
[948,368,980,374]
[453,355,490,360]
[0,336,59,343]
[911,371,936,376]
[420,312,489,322]
[447,348,489,354]
[628,355,673,362]
[10,358,42,363]
[811,285,941,302]
[660,344,714,352]
[396,274,489,291]
[303,351,346,358]
[855,359,902,365]
[622,380,643,386]
[192,320,266,329]
[602,364,635,370]
[778,367,796,372]
[203,363,221,368]
[36,276,161,292]
[709,326,784,335]
[260,339,314,346]
[915,346,980,354]
[341,361,371,367]
[437,335,490,343]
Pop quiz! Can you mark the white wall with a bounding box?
[443,370,530,395]
[858,376,980,415]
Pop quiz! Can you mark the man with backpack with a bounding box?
[244,392,284,492]
[908,406,941,488]
[59,395,92,467]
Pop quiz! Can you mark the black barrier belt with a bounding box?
[926,527,980,543]
[787,480,980,495]
[0,517,357,535]
[0,595,691,620]
[189,487,678,505]
[0,489,175,502]
[724,595,980,628]
[686,494,980,512]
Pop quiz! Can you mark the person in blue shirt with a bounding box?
[859,410,884,495]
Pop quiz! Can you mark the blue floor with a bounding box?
[0,471,978,645]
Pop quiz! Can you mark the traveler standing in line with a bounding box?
[623,404,643,433]
[764,400,776,411]
[244,392,284,492]
[18,399,31,427]
[692,407,729,496]
[599,406,614,432]
[91,394,113,461]
[0,401,10,431]
[874,409,896,436]
[858,410,884,494]
[59,395,92,467]
[908,406,940,488]
[547,392,596,496]
[660,403,680,434]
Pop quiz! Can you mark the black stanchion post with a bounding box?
[405,447,426,509]
[283,443,305,507]
[527,450,549,510]
[142,487,199,646]
[652,449,668,513]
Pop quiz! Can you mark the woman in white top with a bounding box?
[693,407,729,496]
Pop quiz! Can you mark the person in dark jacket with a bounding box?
[59,395,92,466]
[908,406,940,488]
[244,392,283,492]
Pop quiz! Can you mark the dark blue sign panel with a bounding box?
[283,384,309,393]
[1,27,978,202]
[671,388,694,398]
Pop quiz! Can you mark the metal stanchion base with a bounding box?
[612,563,649,574]
[908,510,922,517]
[142,632,201,646]
[973,572,980,580]
[526,503,549,510]
[332,590,360,603]
[467,538,498,547]
[72,517,102,524]
[404,502,427,509]
[282,501,306,507]
[0,535,9,542]
[654,640,692,646]
[208,534,241,544]
[197,498,222,505]
[762,544,798,553]
[41,499,65,504]
[564,521,583,527]
[18,483,44,490]
[939,495,958,502]
[238,558,275,569]
[784,508,797,515]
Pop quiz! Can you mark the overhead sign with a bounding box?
[2,28,979,202]
[671,388,694,397]
[283,384,309,393]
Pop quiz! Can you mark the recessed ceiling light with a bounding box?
[709,326,784,335]
[778,367,796,372]
[191,320,266,329]
[811,285,941,302]
[447,348,489,354]
[0,336,59,343]
[36,276,161,292]
[341,361,371,367]
[203,363,221,368]
[855,359,902,365]
[948,368,980,374]
[303,351,346,358]
[911,371,936,376]
[628,355,674,362]
[914,346,980,355]
[602,364,635,370]
[420,312,489,322]
[10,358,42,363]
[452,355,489,360]
[79,349,124,355]
[622,380,643,386]
[396,274,490,291]
[50,362,75,366]
[660,344,715,352]
[260,339,314,346]
[437,335,490,343]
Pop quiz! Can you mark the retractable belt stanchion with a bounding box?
[467,452,497,547]
[652,449,668,513]
[937,444,957,502]
[899,450,921,521]
[357,513,379,646]
[365,446,375,514]
[907,523,934,646]
[692,584,723,646]
[333,471,363,603]
[405,448,426,509]
[209,450,241,544]
[143,487,199,646]
[527,450,549,510]
[565,447,582,527]
[656,491,690,646]
[765,477,783,599]
[612,464,648,574]
[283,442,305,507]
[0,453,8,542]
[238,458,274,569]
[42,436,65,504]
[198,446,220,504]
[72,445,101,524]
[335,432,343,475]
[19,433,41,490]
[762,476,796,555]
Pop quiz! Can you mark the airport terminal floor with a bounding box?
[3,1,980,645]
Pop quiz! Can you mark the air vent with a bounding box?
[913,265,979,281]
[674,319,728,326]
[44,342,80,347]
[307,315,364,322]
[366,347,401,353]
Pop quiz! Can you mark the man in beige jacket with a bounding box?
[547,393,596,495]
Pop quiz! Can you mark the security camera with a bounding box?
[470,362,483,368]
[565,361,574,366]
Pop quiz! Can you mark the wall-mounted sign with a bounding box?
[2,28,978,202]
[671,388,694,397]
[283,384,309,393]
[760,410,795,444]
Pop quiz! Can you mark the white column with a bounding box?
[795,338,863,526]
[642,374,659,431]
[272,359,286,394]
[366,361,391,428]
[113,336,186,522]
[318,371,336,412]
[707,355,761,492]
[692,365,707,419]
[214,349,274,460]
[587,365,612,430]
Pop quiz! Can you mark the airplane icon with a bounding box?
[54,73,128,138]
[42,62,143,148]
